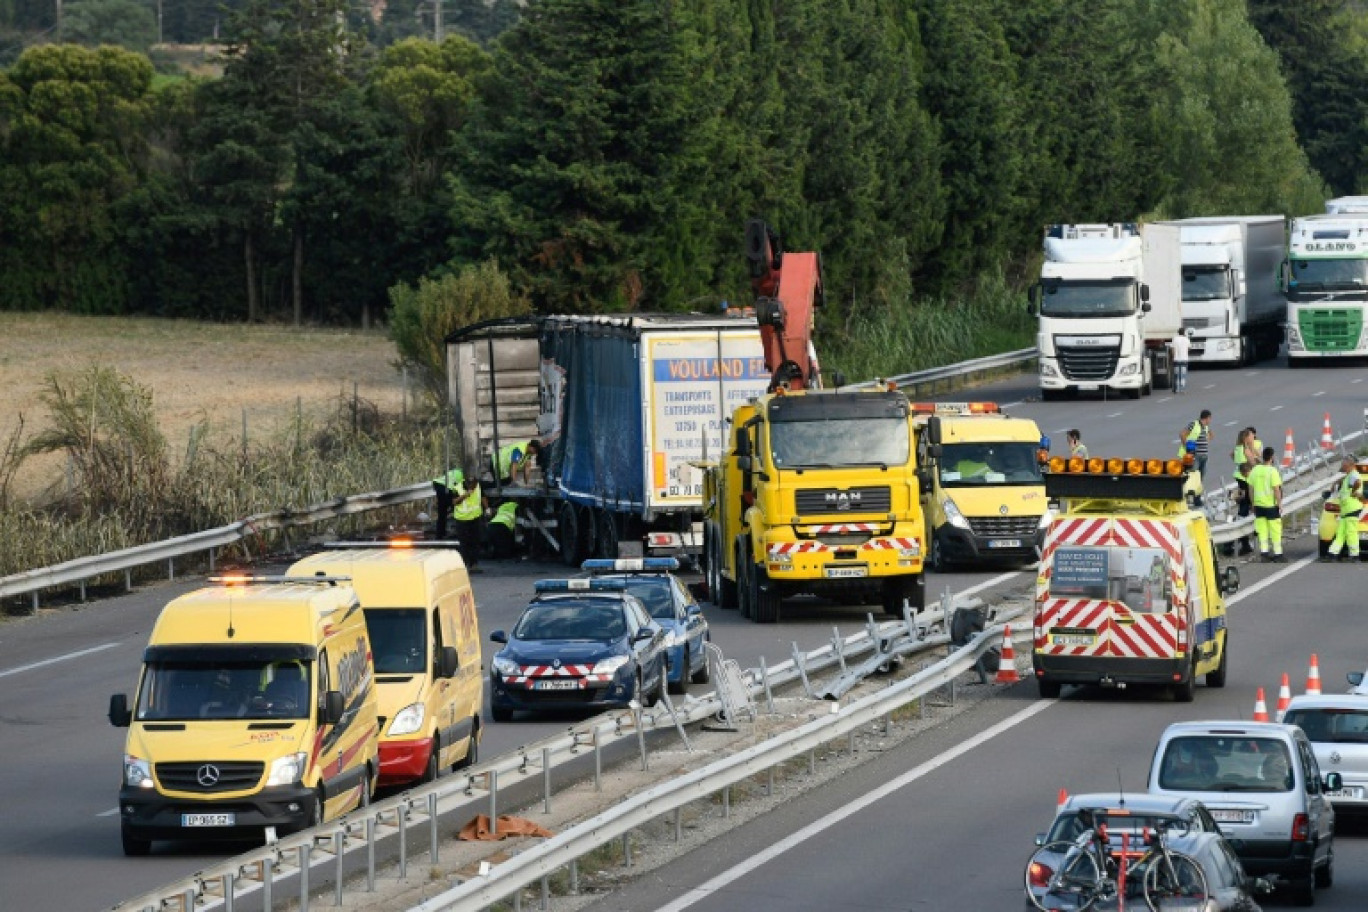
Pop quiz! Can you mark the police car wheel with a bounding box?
[669,649,689,695]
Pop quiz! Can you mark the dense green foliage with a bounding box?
[0,0,1362,369]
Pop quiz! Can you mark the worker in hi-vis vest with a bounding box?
[433,464,488,571]
[487,500,520,560]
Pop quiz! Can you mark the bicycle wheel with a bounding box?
[1025,841,1103,912]
[1142,849,1208,912]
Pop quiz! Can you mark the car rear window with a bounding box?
[1158,736,1294,792]
[1283,706,1368,743]
[1047,811,1192,844]
[618,578,675,619]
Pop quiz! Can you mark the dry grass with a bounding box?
[0,314,410,499]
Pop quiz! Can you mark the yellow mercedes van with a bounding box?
[289,541,483,787]
[108,576,379,855]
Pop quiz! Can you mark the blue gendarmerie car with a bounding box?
[488,579,668,722]
[581,558,711,695]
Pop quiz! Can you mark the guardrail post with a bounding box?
[365,816,376,891]
[831,627,846,673]
[540,875,550,910]
[429,792,440,863]
[543,747,553,814]
[622,832,632,867]
[209,547,216,573]
[674,807,682,841]
[767,766,775,796]
[489,770,499,835]
[398,804,409,879]
[758,656,775,713]
[298,843,312,912]
[791,642,813,698]
[333,831,345,906]
[125,569,132,592]
[632,704,648,771]
[168,557,175,581]
[79,580,86,602]
[181,888,195,912]
[261,856,274,910]
[570,858,579,894]
[722,785,730,819]
[593,729,602,791]
[222,871,235,912]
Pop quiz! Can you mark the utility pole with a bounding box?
[434,0,444,43]
[54,0,63,41]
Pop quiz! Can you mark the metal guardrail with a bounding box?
[109,596,1004,912]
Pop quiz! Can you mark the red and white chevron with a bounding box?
[1033,598,1185,659]
[505,664,612,685]
[769,541,828,556]
[860,537,921,552]
[806,522,879,534]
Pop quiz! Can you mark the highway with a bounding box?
[3,357,1367,910]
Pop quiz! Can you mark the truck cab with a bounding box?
[1284,199,1368,362]
[1032,456,1238,701]
[912,402,1050,571]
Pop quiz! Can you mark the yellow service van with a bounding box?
[914,402,1051,571]
[289,541,482,787]
[1031,456,1239,702]
[108,576,379,856]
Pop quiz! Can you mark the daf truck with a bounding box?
[1284,197,1368,364]
[1029,223,1182,399]
[1160,216,1285,365]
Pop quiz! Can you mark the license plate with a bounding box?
[1327,787,1364,800]
[824,566,867,579]
[1079,384,1100,391]
[534,679,582,691]
[182,813,235,827]
[987,539,1021,549]
[1052,634,1095,646]
[1211,809,1255,824]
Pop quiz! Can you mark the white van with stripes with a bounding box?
[1032,454,1239,701]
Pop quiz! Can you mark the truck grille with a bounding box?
[795,486,892,516]
[157,761,265,793]
[1299,309,1362,352]
[1056,345,1120,381]
[967,516,1041,538]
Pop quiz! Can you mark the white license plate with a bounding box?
[1079,384,1100,391]
[182,813,235,827]
[1327,787,1364,800]
[824,566,868,579]
[987,539,1021,549]
[1052,634,1095,646]
[1211,809,1255,824]
[534,679,582,691]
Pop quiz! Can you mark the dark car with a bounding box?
[488,579,668,722]
[582,558,711,694]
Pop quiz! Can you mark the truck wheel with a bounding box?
[1041,389,1063,402]
[882,576,923,617]
[1206,637,1228,688]
[595,509,619,559]
[558,502,582,566]
[121,823,151,857]
[752,564,781,623]
[735,541,753,619]
[708,530,738,609]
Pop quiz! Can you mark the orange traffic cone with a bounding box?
[1321,413,1335,450]
[995,625,1021,684]
[1253,687,1269,722]
[1281,428,1296,469]
[1305,654,1322,696]
[1057,787,1069,807]
[1276,673,1292,722]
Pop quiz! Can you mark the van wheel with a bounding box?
[121,823,151,857]
[1315,850,1334,889]
[422,735,441,783]
[1290,875,1316,906]
[491,703,513,723]
[1038,677,1062,699]
[1206,639,1228,689]
[360,765,374,808]
[454,719,479,771]
[308,788,325,830]
[1172,668,1196,703]
[669,648,689,695]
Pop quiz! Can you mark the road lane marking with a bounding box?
[0,642,118,679]
[1106,412,1123,419]
[653,699,1058,912]
[1354,378,1364,384]
[1227,554,1315,605]
[97,808,120,818]
[1313,391,1326,397]
[1270,405,1282,411]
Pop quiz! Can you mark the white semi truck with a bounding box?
[1029,222,1182,400]
[1160,216,1285,365]
[1284,197,1368,365]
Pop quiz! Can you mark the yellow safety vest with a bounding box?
[453,481,483,521]
[1233,444,1248,481]
[490,502,518,530]
[1248,463,1281,508]
[1339,470,1362,513]
[492,441,529,480]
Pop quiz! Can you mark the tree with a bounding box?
[64,0,158,53]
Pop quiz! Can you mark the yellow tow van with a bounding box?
[108,575,379,855]
[1032,454,1239,702]
[289,541,483,786]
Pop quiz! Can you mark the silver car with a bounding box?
[1282,694,1368,817]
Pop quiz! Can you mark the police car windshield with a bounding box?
[137,658,312,721]
[939,443,1042,487]
[514,601,627,641]
[364,608,426,674]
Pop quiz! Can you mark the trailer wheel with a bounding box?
[735,540,753,619]
[559,502,585,566]
[707,527,738,609]
[595,509,619,559]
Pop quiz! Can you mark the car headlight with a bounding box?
[592,655,630,676]
[661,630,680,648]
[491,655,520,677]
[768,550,793,566]
[943,498,971,530]
[1036,509,1055,531]
[266,752,308,787]
[124,755,154,789]
[1118,362,1139,377]
[387,702,426,736]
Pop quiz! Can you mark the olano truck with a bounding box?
[1159,216,1285,365]
[1032,457,1240,702]
[444,314,769,564]
[1284,197,1368,364]
[1030,223,1182,399]
[913,402,1051,571]
[703,386,926,622]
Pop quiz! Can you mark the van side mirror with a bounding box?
[917,468,934,495]
[1027,284,1040,316]
[1324,771,1343,792]
[1349,671,1364,687]
[1140,283,1151,304]
[108,693,132,728]
[438,645,459,679]
[321,690,345,725]
[1222,565,1240,594]
[736,455,753,472]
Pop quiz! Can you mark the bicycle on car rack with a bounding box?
[1024,808,1209,912]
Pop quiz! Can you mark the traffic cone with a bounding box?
[1321,413,1335,450]
[1305,654,1322,696]
[1276,673,1292,722]
[995,625,1021,684]
[1281,428,1296,469]
[1253,687,1269,722]
[1057,787,1069,807]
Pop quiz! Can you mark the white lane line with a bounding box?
[96,808,120,818]
[1226,554,1315,606]
[1270,405,1283,411]
[1222,420,1238,427]
[1313,391,1326,397]
[652,698,1057,912]
[1354,378,1364,384]
[0,642,119,679]
[1106,412,1123,419]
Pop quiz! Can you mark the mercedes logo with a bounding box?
[999,505,1009,515]
[196,764,221,788]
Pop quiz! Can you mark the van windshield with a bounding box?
[938,443,1043,487]
[365,608,427,674]
[137,658,312,721]
[1158,736,1294,792]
